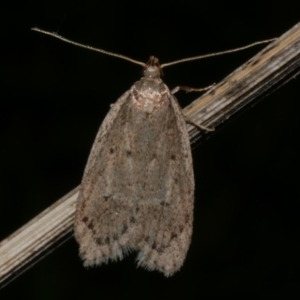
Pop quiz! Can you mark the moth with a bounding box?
[74,56,202,277]
[31,27,273,276]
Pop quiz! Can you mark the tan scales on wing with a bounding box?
[74,62,194,276]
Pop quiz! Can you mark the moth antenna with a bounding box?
[32,28,276,71]
[31,27,146,67]
[160,38,277,68]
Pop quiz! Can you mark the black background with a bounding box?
[1,0,300,299]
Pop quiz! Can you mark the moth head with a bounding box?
[144,56,163,79]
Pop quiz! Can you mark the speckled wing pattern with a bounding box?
[74,61,194,276]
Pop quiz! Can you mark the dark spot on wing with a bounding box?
[156,247,163,254]
[103,194,112,202]
[87,221,94,230]
[82,216,89,223]
[95,238,103,245]
[185,214,190,223]
[179,225,184,233]
[171,232,177,240]
[160,201,170,207]
[122,224,128,234]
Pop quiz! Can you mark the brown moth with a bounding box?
[74,57,195,276]
[31,27,274,276]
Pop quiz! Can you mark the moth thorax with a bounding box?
[143,65,161,79]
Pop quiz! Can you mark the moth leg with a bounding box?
[171,83,215,94]
[171,84,215,132]
[184,116,215,132]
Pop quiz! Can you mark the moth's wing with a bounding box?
[136,93,194,276]
[74,90,137,264]
[74,88,194,277]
